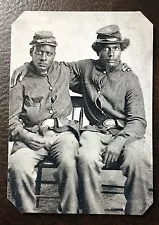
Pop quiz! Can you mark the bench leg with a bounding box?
[35,167,42,208]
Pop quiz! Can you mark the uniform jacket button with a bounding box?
[49,109,53,114]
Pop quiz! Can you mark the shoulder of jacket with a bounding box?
[78,59,94,65]
[54,61,63,67]
[76,59,95,70]
[123,71,141,91]
[119,62,137,77]
[124,71,139,81]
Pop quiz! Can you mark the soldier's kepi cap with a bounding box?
[92,25,130,52]
[30,31,57,47]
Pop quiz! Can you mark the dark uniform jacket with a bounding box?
[10,59,147,146]
[9,61,75,144]
[69,59,147,141]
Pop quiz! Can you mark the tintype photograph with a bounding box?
[8,11,153,215]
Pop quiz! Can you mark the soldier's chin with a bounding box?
[108,61,117,67]
[37,67,48,74]
[38,65,47,69]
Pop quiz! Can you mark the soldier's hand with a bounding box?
[103,136,126,168]
[121,63,131,72]
[43,131,58,151]
[21,130,46,151]
[11,62,30,87]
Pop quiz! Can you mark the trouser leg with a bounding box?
[77,131,112,214]
[8,147,48,213]
[120,138,152,215]
[49,132,79,213]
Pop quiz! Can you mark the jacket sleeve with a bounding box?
[117,74,147,141]
[9,81,24,141]
[65,61,83,94]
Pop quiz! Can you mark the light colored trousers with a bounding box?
[76,131,152,215]
[8,131,79,213]
[9,130,152,214]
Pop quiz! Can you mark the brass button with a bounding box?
[51,95,57,103]
[51,96,56,102]
[49,109,53,114]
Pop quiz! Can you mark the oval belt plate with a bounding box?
[103,119,116,129]
[41,118,55,129]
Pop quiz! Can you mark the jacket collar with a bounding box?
[28,61,55,77]
[95,59,123,74]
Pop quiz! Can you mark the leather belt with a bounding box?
[39,118,58,135]
[25,118,57,134]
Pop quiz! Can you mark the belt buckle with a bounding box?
[41,118,55,129]
[103,119,116,129]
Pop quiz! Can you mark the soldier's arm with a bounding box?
[117,74,147,141]
[9,81,25,141]
[9,82,45,150]
[65,61,83,94]
[10,62,30,87]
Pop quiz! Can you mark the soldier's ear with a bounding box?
[120,38,130,51]
[53,48,56,56]
[98,51,102,57]
[30,47,34,57]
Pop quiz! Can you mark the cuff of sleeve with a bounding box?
[116,132,142,143]
[10,127,28,141]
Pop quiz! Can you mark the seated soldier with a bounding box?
[73,25,151,215]
[9,31,79,213]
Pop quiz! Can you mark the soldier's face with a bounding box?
[31,45,56,74]
[99,43,121,68]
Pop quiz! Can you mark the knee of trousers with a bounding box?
[121,139,151,177]
[79,131,99,146]
[58,132,79,148]
[77,131,102,168]
[59,156,77,174]
[77,146,98,170]
[9,152,34,177]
